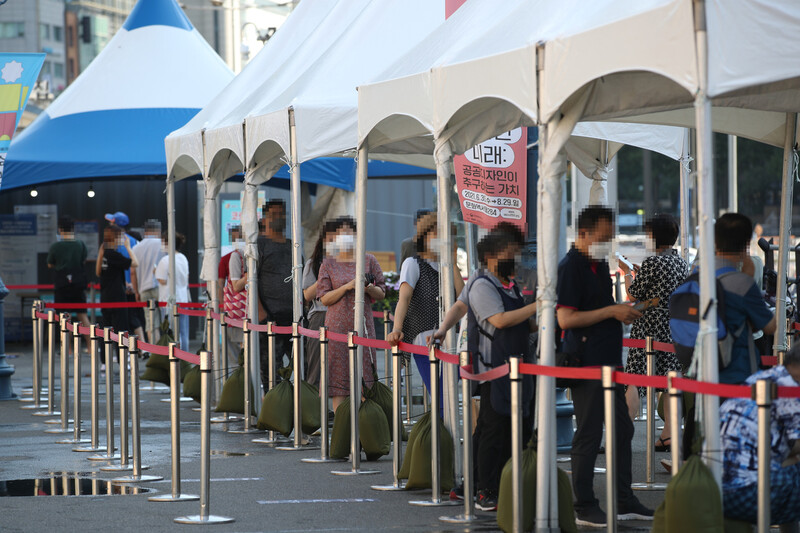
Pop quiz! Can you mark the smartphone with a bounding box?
[616,252,634,271]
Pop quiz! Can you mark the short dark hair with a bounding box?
[58,215,74,233]
[144,219,161,233]
[715,213,752,254]
[161,231,185,252]
[415,209,434,223]
[644,214,679,248]
[477,222,525,265]
[577,206,615,232]
[263,199,286,213]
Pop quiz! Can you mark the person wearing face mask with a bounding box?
[429,222,537,511]
[316,216,386,412]
[155,232,191,351]
[220,227,246,361]
[619,214,688,449]
[256,199,294,391]
[131,219,165,343]
[387,212,465,407]
[556,206,652,527]
[301,221,340,388]
[97,225,138,364]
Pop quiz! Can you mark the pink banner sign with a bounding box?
[454,128,528,232]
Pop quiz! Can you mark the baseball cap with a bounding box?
[104,211,130,227]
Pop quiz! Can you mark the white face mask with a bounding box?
[588,241,612,262]
[428,237,442,255]
[325,242,339,256]
[645,236,657,254]
[232,240,245,251]
[335,233,355,253]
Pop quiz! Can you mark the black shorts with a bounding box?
[54,286,87,315]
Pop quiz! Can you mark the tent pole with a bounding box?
[773,113,798,357]
[727,136,738,213]
[433,138,461,482]
[167,177,177,337]
[679,131,692,264]
[352,143,368,472]
[242,122,261,414]
[288,108,304,325]
[694,0,722,488]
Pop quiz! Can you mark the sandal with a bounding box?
[655,437,671,452]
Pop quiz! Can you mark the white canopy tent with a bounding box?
[357,0,690,506]
[534,0,800,527]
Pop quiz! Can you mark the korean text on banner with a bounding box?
[453,128,528,232]
[0,53,46,187]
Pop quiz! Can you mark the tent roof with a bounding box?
[166,0,444,189]
[1,0,232,192]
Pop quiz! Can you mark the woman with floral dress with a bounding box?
[317,217,386,411]
[620,214,688,450]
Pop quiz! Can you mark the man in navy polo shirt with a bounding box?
[557,206,652,527]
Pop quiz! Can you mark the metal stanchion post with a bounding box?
[510,355,523,533]
[441,351,486,524]
[114,336,161,482]
[383,310,390,381]
[174,350,235,524]
[89,285,96,324]
[409,343,457,506]
[150,342,199,502]
[277,322,317,451]
[667,371,682,476]
[332,332,379,476]
[633,336,667,490]
[102,333,132,471]
[602,366,618,533]
[59,325,90,444]
[76,325,104,451]
[34,310,58,417]
[252,322,289,444]
[46,314,73,432]
[22,302,45,409]
[303,327,343,464]
[372,344,407,488]
[89,327,119,461]
[755,379,772,533]
[229,319,254,435]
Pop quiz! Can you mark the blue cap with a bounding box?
[105,211,130,227]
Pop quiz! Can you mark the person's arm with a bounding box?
[487,302,538,329]
[762,315,777,335]
[303,281,317,302]
[557,304,641,329]
[365,283,385,301]
[452,254,465,296]
[428,300,468,345]
[387,283,413,346]
[95,246,104,278]
[365,256,385,301]
[124,238,138,268]
[745,282,777,335]
[320,279,356,307]
[131,266,140,301]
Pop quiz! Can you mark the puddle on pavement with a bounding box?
[209,450,250,457]
[0,473,156,497]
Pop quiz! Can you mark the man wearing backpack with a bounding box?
[557,206,653,527]
[676,213,777,460]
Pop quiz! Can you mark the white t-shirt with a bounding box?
[398,256,440,289]
[155,253,190,303]
[131,237,165,292]
[229,250,245,281]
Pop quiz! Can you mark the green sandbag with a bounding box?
[652,455,724,533]
[369,380,408,441]
[359,398,391,461]
[398,411,430,480]
[182,364,201,403]
[214,353,255,415]
[257,380,293,436]
[404,411,455,492]
[330,397,352,459]
[496,446,577,533]
[140,366,170,385]
[300,381,321,435]
[144,319,174,372]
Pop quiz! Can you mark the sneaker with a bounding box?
[449,484,464,501]
[475,490,498,512]
[660,458,673,474]
[575,506,607,528]
[618,499,654,521]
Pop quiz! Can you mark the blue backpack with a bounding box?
[669,266,742,370]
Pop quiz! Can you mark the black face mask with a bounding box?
[497,258,516,281]
[269,216,286,232]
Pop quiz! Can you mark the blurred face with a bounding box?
[266,205,286,233]
[423,227,439,255]
[490,242,521,281]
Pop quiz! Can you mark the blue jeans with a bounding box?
[179,314,189,352]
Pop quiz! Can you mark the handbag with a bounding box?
[223,250,247,320]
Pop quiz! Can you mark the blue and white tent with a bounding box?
[0,0,232,191]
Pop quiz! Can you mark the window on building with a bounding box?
[40,23,50,41]
[53,26,63,42]
[53,63,64,79]
[0,22,25,39]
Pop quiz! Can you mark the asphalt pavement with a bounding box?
[0,338,668,532]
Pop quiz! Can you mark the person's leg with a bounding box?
[304,312,324,387]
[625,385,639,421]
[614,383,637,506]
[259,331,269,393]
[476,382,511,494]
[659,391,672,442]
[570,380,604,511]
[77,312,92,352]
[179,314,189,352]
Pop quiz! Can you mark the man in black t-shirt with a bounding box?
[48,215,91,349]
[256,199,294,392]
[556,206,652,527]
